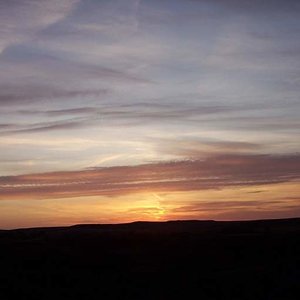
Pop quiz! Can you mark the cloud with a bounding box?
[170,200,282,213]
[0,85,108,106]
[0,0,79,53]
[0,116,94,135]
[33,107,98,116]
[1,153,299,200]
[191,0,300,14]
[0,100,263,135]
[0,45,151,106]
[164,198,300,221]
[0,0,299,184]
[155,138,263,158]
[0,100,240,135]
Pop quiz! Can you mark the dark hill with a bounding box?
[1,218,300,299]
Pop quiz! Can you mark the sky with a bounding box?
[0,0,300,229]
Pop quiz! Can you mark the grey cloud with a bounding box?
[0,85,108,105]
[21,107,97,116]
[0,46,151,107]
[12,121,85,134]
[0,124,16,130]
[207,115,300,131]
[0,117,94,135]
[198,0,300,14]
[0,101,238,134]
[0,0,79,53]
[1,97,289,134]
[1,44,152,82]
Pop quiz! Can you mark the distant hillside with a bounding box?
[1,218,300,300]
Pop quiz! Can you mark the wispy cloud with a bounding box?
[206,0,300,14]
[0,0,79,53]
[0,0,299,215]
[0,85,108,106]
[155,138,263,158]
[0,46,151,106]
[1,153,299,200]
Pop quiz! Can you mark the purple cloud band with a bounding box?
[1,153,299,200]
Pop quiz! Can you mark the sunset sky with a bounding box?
[0,0,300,229]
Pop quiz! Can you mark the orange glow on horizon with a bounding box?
[0,181,299,229]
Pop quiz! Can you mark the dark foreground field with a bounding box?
[1,218,300,300]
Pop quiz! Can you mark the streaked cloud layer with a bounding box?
[1,153,300,200]
[0,0,299,228]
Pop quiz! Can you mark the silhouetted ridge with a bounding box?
[1,217,300,233]
[1,217,300,300]
[70,219,215,230]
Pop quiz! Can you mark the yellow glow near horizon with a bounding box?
[0,181,299,229]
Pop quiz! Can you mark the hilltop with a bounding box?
[1,218,300,299]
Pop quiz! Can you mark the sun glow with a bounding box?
[127,193,166,220]
[0,182,299,229]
